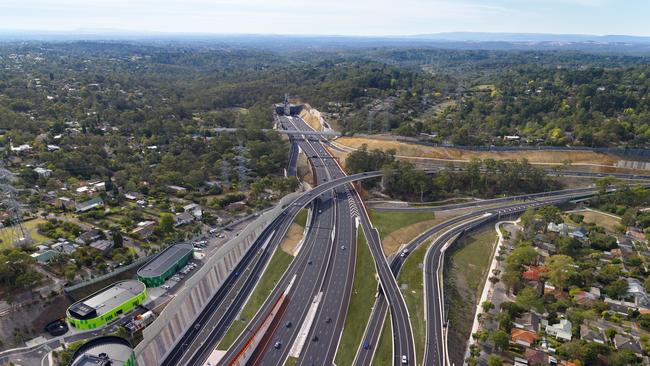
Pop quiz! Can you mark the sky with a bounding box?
[1,0,649,37]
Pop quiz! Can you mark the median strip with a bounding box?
[333,229,376,366]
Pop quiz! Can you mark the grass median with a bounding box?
[397,236,436,363]
[217,247,293,350]
[334,229,377,366]
[373,313,393,365]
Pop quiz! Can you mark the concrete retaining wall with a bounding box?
[134,192,301,366]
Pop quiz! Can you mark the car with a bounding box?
[312,335,319,342]
[318,209,322,213]
[307,259,312,265]
[274,341,282,349]
[341,245,346,250]
[161,284,170,290]
[363,340,370,350]
[325,317,332,323]
[401,355,408,364]
[171,276,181,282]
[285,321,292,328]
[400,249,409,258]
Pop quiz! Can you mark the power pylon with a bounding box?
[0,163,31,247]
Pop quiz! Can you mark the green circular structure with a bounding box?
[67,280,146,330]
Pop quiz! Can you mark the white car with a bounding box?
[161,285,170,290]
[401,355,408,364]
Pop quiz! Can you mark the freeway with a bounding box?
[163,113,650,365]
[217,115,358,366]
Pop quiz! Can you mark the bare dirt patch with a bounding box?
[571,209,621,232]
[299,104,323,131]
[336,136,620,166]
[280,223,304,256]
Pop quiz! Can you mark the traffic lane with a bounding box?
[253,188,337,365]
[353,195,416,366]
[162,216,289,366]
[298,186,357,366]
[217,195,330,365]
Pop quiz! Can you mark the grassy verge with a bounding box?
[369,210,436,240]
[444,226,497,366]
[335,229,377,366]
[294,208,308,228]
[217,247,293,350]
[0,218,50,248]
[397,237,435,363]
[284,356,298,366]
[373,313,393,365]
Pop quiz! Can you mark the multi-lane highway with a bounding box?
[161,111,650,366]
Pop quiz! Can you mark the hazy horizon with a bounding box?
[1,0,649,38]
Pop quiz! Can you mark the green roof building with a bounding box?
[67,280,146,330]
[137,243,194,287]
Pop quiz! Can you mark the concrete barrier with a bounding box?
[134,192,301,366]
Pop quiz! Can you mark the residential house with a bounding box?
[52,197,76,210]
[522,266,548,282]
[511,328,539,347]
[546,319,572,341]
[614,334,643,357]
[75,229,102,245]
[524,348,548,365]
[30,250,59,264]
[604,297,636,315]
[573,290,599,307]
[75,197,104,212]
[569,227,588,240]
[132,220,156,239]
[626,278,650,308]
[124,192,142,200]
[513,312,541,332]
[184,203,203,219]
[580,324,605,344]
[548,222,570,235]
[51,241,78,254]
[174,212,194,227]
[34,167,52,177]
[168,185,187,193]
[89,239,113,254]
[10,143,31,153]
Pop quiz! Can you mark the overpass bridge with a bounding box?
[214,127,341,137]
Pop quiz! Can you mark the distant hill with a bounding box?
[407,32,650,44]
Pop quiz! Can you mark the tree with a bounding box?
[605,328,617,343]
[516,286,544,312]
[111,229,123,249]
[492,330,510,351]
[487,355,503,366]
[538,205,562,228]
[159,213,174,235]
[545,255,578,289]
[482,301,495,313]
[605,279,629,300]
